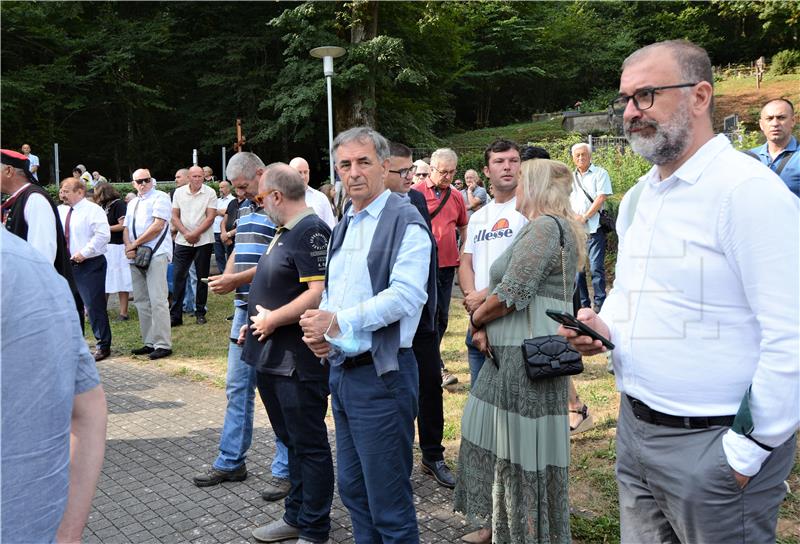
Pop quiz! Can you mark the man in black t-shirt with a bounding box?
[240,163,333,544]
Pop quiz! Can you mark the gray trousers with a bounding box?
[616,395,795,543]
[130,253,172,350]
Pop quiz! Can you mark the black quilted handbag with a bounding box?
[521,215,583,381]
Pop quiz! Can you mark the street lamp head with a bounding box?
[310,46,346,60]
[311,46,346,77]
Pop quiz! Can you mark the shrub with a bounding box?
[769,49,800,75]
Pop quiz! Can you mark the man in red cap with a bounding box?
[1,149,83,322]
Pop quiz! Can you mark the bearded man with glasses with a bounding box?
[123,169,173,359]
[563,40,799,543]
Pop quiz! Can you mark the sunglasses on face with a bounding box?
[414,172,429,178]
[133,178,151,185]
[253,190,278,206]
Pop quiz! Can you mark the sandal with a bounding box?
[569,403,594,436]
[461,528,492,544]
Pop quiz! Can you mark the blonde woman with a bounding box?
[454,159,585,544]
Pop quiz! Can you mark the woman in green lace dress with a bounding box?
[454,159,584,544]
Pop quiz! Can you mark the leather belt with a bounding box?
[627,395,734,429]
[340,348,412,370]
[342,352,374,369]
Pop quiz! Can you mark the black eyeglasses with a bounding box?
[132,177,152,185]
[609,82,698,116]
[389,167,416,178]
[414,172,429,178]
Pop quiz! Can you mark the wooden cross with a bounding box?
[233,118,246,152]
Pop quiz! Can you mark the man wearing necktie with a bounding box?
[300,127,434,543]
[58,177,112,361]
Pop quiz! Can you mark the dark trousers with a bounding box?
[257,371,333,543]
[213,233,227,274]
[73,255,111,350]
[576,230,607,310]
[411,329,444,462]
[435,266,457,350]
[330,350,419,543]
[170,243,212,322]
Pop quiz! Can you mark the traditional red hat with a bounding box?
[1,149,36,183]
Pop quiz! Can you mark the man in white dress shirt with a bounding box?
[58,178,112,361]
[289,157,336,228]
[562,40,799,543]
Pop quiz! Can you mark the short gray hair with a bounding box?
[332,127,390,163]
[431,148,458,167]
[226,152,265,182]
[623,40,714,118]
[263,163,306,201]
[571,142,592,155]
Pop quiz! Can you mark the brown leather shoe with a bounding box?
[93,348,111,361]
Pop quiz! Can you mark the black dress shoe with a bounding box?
[192,464,247,487]
[421,458,455,489]
[93,348,111,362]
[196,315,207,325]
[131,346,155,355]
[171,319,183,327]
[149,348,173,360]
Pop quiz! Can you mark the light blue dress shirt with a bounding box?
[321,189,431,357]
[751,136,800,198]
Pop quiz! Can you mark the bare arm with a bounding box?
[124,218,167,248]
[583,193,607,221]
[171,207,189,236]
[55,386,107,544]
[250,281,325,341]
[459,253,488,313]
[208,250,258,294]
[470,294,514,331]
[190,207,216,239]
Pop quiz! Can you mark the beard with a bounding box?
[625,101,691,165]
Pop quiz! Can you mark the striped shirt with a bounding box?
[233,200,276,307]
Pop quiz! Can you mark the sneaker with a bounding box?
[260,476,291,501]
[251,519,300,542]
[192,464,247,487]
[149,348,173,360]
[131,346,155,355]
[441,370,458,387]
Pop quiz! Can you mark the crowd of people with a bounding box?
[2,39,798,544]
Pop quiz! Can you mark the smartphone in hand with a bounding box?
[546,309,615,350]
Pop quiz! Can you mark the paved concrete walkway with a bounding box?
[85,358,474,543]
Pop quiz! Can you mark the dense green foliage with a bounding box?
[2,1,797,184]
[769,49,800,75]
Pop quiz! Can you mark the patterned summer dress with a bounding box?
[454,215,579,544]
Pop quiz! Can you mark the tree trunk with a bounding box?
[344,1,378,129]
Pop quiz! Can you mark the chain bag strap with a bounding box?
[521,215,584,381]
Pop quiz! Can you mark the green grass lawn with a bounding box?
[97,292,800,543]
[445,118,568,148]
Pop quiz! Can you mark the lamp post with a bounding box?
[310,46,346,186]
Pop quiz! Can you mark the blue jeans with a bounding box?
[330,349,420,543]
[465,328,485,387]
[213,233,228,274]
[576,230,607,310]
[182,263,197,313]
[213,305,288,478]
